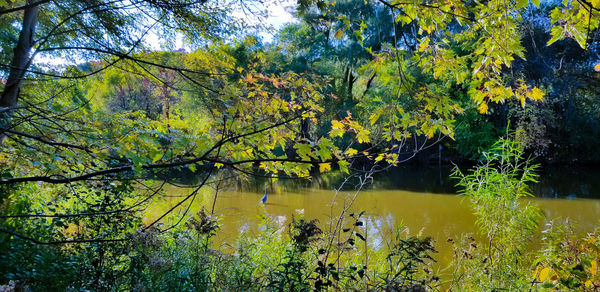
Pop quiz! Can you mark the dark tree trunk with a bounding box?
[0,1,38,144]
[0,3,38,141]
[348,71,355,100]
[0,3,39,109]
[300,118,310,140]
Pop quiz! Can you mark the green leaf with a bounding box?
[295,143,312,160]
[338,160,350,174]
[547,26,564,46]
[516,0,528,9]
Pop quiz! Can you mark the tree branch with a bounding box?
[0,114,304,185]
[0,0,50,16]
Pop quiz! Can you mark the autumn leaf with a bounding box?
[527,87,544,101]
[532,266,540,281]
[539,267,551,282]
[345,148,358,156]
[319,163,331,172]
[369,111,381,125]
[331,120,344,129]
[245,74,256,83]
[586,280,594,289]
[334,29,344,40]
[477,102,489,114]
[356,129,371,143]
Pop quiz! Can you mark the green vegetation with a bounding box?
[451,136,543,290]
[450,137,600,291]
[1,0,600,290]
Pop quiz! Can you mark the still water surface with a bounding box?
[148,166,600,267]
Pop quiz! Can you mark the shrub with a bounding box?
[451,136,543,290]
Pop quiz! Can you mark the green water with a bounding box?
[147,184,600,267]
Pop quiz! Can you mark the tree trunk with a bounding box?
[300,118,310,140]
[348,71,355,100]
[0,2,39,117]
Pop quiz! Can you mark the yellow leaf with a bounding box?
[332,120,344,129]
[214,163,224,169]
[334,29,344,40]
[595,63,600,72]
[477,102,489,114]
[528,87,545,101]
[519,94,526,107]
[345,148,358,156]
[319,163,331,173]
[418,38,430,52]
[369,112,381,125]
[586,280,594,289]
[539,267,551,282]
[591,260,597,276]
[356,129,371,144]
[591,0,600,8]
[532,266,540,281]
[330,120,344,137]
[329,129,343,138]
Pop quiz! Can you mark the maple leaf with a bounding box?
[478,102,489,114]
[319,163,331,173]
[527,87,544,101]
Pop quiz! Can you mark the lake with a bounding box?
[146,165,600,268]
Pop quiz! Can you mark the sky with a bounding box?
[34,0,298,66]
[144,0,298,50]
[260,0,299,41]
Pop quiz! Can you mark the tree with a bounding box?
[1,0,599,244]
[0,0,361,244]
[297,0,599,161]
[0,0,231,120]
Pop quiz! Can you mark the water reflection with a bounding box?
[531,165,600,199]
[172,164,600,198]
[371,164,600,198]
[148,186,600,267]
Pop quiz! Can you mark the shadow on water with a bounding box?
[239,164,600,198]
[163,163,600,198]
[531,165,600,199]
[371,164,600,199]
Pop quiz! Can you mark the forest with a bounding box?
[1,0,600,290]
